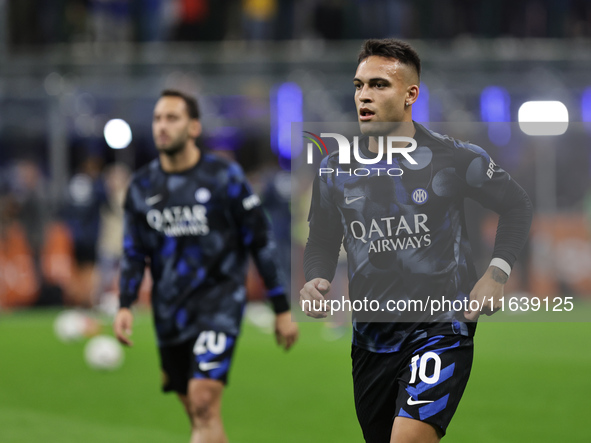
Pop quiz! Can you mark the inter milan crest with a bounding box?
[411,188,428,205]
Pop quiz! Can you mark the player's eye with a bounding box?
[354,83,362,90]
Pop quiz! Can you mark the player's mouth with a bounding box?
[157,134,170,144]
[359,108,376,121]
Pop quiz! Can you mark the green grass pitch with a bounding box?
[0,308,589,442]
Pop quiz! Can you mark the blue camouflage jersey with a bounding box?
[119,154,287,346]
[304,122,532,353]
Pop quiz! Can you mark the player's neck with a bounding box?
[367,120,416,153]
[159,143,201,173]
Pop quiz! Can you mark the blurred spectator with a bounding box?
[242,0,277,40]
[523,0,548,37]
[88,0,132,42]
[174,0,228,41]
[96,163,131,304]
[63,0,90,43]
[131,0,179,42]
[0,161,54,307]
[384,0,413,38]
[274,0,296,39]
[8,0,41,45]
[0,191,39,308]
[12,161,49,262]
[314,0,344,40]
[11,160,66,306]
[7,0,591,44]
[60,157,106,306]
[476,0,504,38]
[567,0,591,37]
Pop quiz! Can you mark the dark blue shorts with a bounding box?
[352,334,474,442]
[159,330,237,395]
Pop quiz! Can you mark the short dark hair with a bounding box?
[160,89,200,119]
[357,39,421,80]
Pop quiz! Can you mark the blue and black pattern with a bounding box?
[306,122,526,352]
[119,154,285,346]
[352,334,474,440]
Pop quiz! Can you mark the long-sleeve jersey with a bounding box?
[304,122,532,353]
[119,154,288,346]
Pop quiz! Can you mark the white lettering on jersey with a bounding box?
[350,214,431,252]
[368,234,432,253]
[146,204,210,237]
[487,158,496,179]
[242,194,261,211]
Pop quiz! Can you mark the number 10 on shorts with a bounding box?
[409,352,442,385]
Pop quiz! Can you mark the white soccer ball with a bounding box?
[54,310,87,343]
[84,335,124,371]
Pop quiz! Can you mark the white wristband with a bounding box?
[489,258,511,277]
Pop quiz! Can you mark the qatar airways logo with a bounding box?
[350,213,431,252]
[147,205,209,237]
[304,132,417,176]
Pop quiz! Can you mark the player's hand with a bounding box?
[299,278,331,319]
[113,308,134,346]
[274,311,299,351]
[465,266,508,321]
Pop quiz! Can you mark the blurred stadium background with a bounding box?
[0,1,590,442]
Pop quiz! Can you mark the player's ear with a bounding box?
[406,84,419,107]
[189,119,202,139]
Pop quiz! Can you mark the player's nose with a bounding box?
[153,121,167,132]
[357,85,373,102]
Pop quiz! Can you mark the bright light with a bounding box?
[581,88,591,122]
[481,87,511,145]
[481,86,510,122]
[271,82,302,160]
[104,119,132,149]
[518,101,569,136]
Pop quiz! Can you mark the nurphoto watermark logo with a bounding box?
[303,132,418,177]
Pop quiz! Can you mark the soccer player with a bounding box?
[113,89,298,443]
[300,39,532,442]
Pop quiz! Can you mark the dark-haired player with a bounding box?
[114,90,298,443]
[300,39,532,442]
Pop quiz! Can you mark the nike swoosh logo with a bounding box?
[145,194,163,206]
[345,196,364,204]
[407,396,434,406]
[198,361,221,371]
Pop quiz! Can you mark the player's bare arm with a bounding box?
[113,307,134,346]
[465,265,509,321]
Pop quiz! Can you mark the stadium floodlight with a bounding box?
[104,118,132,149]
[518,101,568,136]
[518,101,567,213]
